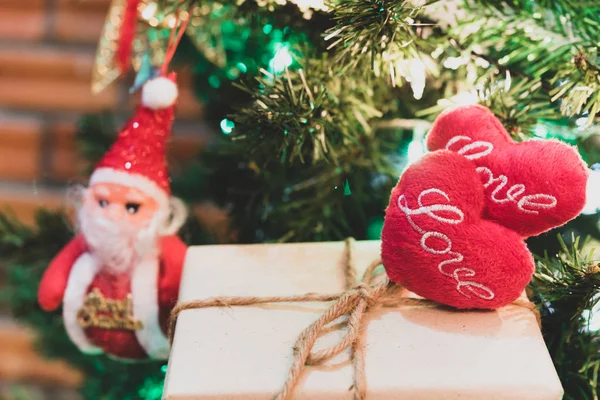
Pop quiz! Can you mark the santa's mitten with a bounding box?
[426,105,588,237]
[381,150,534,309]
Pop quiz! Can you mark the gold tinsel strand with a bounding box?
[92,0,179,93]
[91,0,128,94]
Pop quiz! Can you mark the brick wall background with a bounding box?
[0,0,211,224]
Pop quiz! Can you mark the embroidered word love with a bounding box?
[445,136,557,215]
[397,188,495,300]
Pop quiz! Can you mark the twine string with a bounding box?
[344,237,358,289]
[168,239,541,400]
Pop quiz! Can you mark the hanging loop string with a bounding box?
[161,8,190,74]
[168,239,541,400]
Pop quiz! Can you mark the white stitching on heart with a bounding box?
[477,167,558,214]
[397,188,495,300]
[446,136,493,160]
[446,136,558,215]
[518,194,558,213]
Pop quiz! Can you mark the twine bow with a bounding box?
[168,238,540,400]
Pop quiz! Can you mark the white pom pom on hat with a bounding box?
[141,76,179,110]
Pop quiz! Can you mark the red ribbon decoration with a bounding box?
[161,9,190,74]
[116,0,141,74]
[114,0,188,76]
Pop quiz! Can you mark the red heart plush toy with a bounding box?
[381,150,534,309]
[426,105,588,237]
[382,105,588,309]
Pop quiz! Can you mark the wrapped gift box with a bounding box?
[164,240,563,400]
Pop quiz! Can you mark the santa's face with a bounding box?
[79,183,163,273]
[86,183,160,225]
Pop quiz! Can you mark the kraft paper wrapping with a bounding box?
[164,240,563,400]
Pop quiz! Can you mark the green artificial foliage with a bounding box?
[325,0,431,76]
[1,0,599,398]
[438,0,600,126]
[200,57,409,242]
[530,236,600,400]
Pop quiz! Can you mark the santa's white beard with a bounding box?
[77,208,163,274]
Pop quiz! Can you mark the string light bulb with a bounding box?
[395,58,427,99]
[581,164,600,215]
[269,44,293,74]
[407,123,428,164]
[140,2,157,20]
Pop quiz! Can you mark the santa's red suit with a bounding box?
[38,234,187,360]
[37,74,188,360]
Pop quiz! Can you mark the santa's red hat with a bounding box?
[89,73,179,208]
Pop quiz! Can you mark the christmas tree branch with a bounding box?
[530,235,600,400]
[440,2,600,125]
[467,0,600,42]
[324,0,433,80]
[203,58,406,242]
[229,58,389,166]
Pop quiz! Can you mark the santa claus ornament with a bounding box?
[37,74,187,360]
[381,105,588,310]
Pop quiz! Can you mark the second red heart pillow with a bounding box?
[426,105,588,237]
